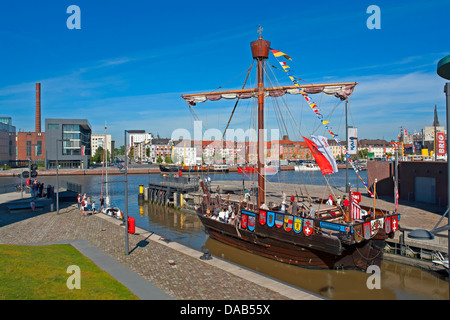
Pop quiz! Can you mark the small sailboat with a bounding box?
[100,123,122,219]
[294,162,320,172]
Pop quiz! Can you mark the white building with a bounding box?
[172,140,201,165]
[150,138,172,163]
[129,133,153,149]
[91,134,113,157]
[422,126,446,142]
[358,139,393,159]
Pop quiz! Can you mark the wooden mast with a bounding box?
[250,32,270,208]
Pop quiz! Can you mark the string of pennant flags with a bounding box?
[270,49,374,196]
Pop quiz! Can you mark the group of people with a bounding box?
[27,178,50,199]
[77,193,97,216]
[206,204,237,224]
[202,185,355,224]
[273,192,351,219]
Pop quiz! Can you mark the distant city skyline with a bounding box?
[1,1,449,145]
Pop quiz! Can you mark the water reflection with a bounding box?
[203,237,448,300]
[139,203,448,300]
[140,202,206,250]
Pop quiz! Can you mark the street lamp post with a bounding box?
[124,130,145,255]
[56,139,69,215]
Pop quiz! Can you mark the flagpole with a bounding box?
[373,179,377,218]
[394,147,399,213]
[345,100,349,193]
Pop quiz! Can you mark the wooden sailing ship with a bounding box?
[181,33,400,271]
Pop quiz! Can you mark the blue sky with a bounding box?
[0,0,449,145]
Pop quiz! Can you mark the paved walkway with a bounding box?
[0,192,322,300]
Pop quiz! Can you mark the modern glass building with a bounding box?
[45,119,91,169]
[0,117,16,164]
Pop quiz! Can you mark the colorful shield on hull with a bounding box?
[354,224,363,243]
[371,218,384,234]
[391,215,399,232]
[241,213,248,229]
[303,218,314,236]
[283,215,293,232]
[385,216,392,234]
[248,213,256,232]
[293,217,302,233]
[259,210,267,225]
[363,222,371,239]
[275,213,284,228]
[267,211,275,227]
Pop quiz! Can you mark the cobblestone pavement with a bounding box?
[0,200,300,300]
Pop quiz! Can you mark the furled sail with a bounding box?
[181,83,357,106]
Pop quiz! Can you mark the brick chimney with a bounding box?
[35,83,41,133]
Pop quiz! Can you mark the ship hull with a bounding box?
[198,212,385,271]
[160,165,229,173]
[159,165,179,172]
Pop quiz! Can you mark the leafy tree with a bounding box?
[114,145,126,156]
[91,146,111,163]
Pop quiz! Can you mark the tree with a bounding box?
[156,156,163,163]
[91,146,111,163]
[358,149,369,159]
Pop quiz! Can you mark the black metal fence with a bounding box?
[66,182,82,194]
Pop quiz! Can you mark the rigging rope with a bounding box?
[269,49,374,197]
[221,62,255,141]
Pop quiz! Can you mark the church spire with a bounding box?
[433,105,440,127]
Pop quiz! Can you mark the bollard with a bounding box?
[173,192,178,207]
[144,187,149,201]
[138,185,144,202]
[128,217,135,234]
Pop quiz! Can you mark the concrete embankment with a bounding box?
[0,191,323,300]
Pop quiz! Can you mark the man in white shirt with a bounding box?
[218,209,226,222]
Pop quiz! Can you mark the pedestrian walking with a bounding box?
[77,194,81,210]
[100,196,105,210]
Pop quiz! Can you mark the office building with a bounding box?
[45,119,92,169]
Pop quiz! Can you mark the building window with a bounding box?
[36,140,42,156]
[26,141,31,157]
[47,124,59,130]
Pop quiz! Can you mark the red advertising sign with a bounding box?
[437,132,446,156]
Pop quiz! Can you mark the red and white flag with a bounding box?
[351,196,361,220]
[303,135,338,175]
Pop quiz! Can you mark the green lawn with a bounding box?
[0,244,139,300]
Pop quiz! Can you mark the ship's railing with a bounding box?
[244,207,400,243]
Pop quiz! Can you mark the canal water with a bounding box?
[1,170,448,299]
